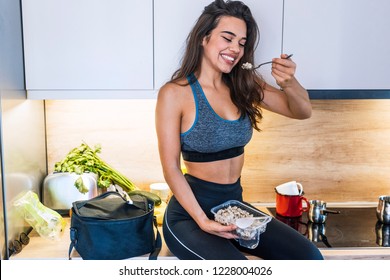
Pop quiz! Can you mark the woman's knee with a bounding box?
[257,218,324,260]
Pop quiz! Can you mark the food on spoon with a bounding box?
[241,62,253,70]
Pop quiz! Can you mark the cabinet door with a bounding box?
[22,0,153,92]
[154,0,284,89]
[283,0,390,90]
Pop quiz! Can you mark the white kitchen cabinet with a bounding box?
[283,0,390,90]
[22,0,154,98]
[154,0,284,89]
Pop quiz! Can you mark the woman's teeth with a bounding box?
[221,54,235,62]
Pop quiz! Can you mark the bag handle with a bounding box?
[73,191,126,209]
[72,191,148,217]
[69,228,77,259]
[148,216,162,260]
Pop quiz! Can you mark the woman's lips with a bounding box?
[221,54,236,65]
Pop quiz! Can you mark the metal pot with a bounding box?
[43,172,98,213]
[376,195,390,224]
[375,221,390,247]
[307,222,332,247]
[308,200,340,223]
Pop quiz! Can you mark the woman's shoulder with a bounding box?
[157,79,192,115]
[158,79,190,98]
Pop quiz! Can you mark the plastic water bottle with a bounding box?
[13,191,66,241]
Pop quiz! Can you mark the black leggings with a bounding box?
[162,174,324,260]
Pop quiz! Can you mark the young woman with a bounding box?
[155,0,323,260]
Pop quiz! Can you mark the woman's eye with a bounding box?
[222,36,245,48]
[222,36,232,42]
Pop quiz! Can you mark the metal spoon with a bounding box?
[242,54,293,70]
[235,216,269,229]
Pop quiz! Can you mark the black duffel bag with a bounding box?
[68,191,161,260]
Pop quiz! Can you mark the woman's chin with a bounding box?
[221,66,234,74]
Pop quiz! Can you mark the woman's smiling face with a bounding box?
[201,16,247,73]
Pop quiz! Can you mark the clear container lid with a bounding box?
[211,200,272,230]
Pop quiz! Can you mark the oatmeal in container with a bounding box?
[211,200,272,249]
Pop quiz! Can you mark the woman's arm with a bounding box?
[155,83,237,239]
[260,54,312,119]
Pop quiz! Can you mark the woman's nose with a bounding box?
[229,43,240,53]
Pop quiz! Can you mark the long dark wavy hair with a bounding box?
[170,0,264,131]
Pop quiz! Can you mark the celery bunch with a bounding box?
[54,142,138,193]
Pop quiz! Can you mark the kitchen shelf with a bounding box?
[27,90,158,100]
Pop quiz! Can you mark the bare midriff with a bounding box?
[183,154,244,184]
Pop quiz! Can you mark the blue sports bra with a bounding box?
[181,74,253,162]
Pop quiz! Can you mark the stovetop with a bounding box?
[267,207,389,248]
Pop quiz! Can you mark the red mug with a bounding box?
[275,190,309,217]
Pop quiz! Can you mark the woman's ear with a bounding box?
[201,37,206,47]
[202,34,210,46]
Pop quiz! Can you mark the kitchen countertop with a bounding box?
[11,206,390,260]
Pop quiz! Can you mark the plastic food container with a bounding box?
[211,200,272,249]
